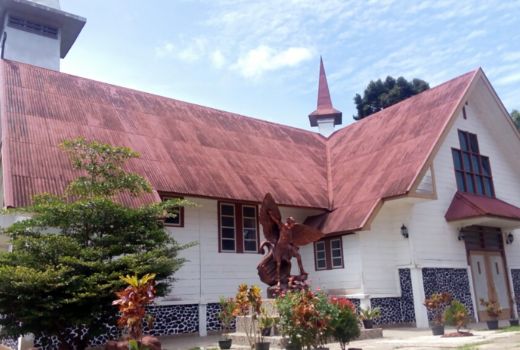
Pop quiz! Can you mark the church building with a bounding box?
[0,1,520,348]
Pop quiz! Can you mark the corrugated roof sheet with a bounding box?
[0,60,479,234]
[0,60,328,209]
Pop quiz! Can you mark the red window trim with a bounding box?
[218,201,259,254]
[452,130,496,198]
[161,195,185,228]
[314,237,344,271]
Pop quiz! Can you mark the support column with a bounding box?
[198,303,207,337]
[410,267,429,328]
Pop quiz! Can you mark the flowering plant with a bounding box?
[329,297,360,350]
[276,290,333,349]
[423,292,453,325]
[479,299,502,319]
[444,300,470,332]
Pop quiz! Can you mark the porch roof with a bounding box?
[445,191,520,229]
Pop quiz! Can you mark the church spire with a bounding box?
[308,57,342,136]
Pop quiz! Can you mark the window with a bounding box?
[451,130,495,197]
[8,15,58,39]
[314,237,344,270]
[219,202,258,253]
[161,196,184,227]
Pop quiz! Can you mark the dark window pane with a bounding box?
[244,228,256,240]
[317,260,326,269]
[466,174,475,193]
[471,155,480,173]
[165,210,180,225]
[458,131,468,151]
[222,228,235,239]
[463,153,472,172]
[476,176,484,195]
[332,249,341,258]
[317,251,325,259]
[221,204,234,216]
[481,157,491,176]
[243,206,256,218]
[484,177,494,197]
[221,216,235,227]
[452,150,462,170]
[222,239,235,251]
[243,218,256,228]
[316,242,325,251]
[332,258,343,267]
[456,171,465,191]
[469,134,479,153]
[244,240,257,252]
[331,239,341,249]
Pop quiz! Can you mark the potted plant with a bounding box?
[330,297,360,350]
[218,297,236,349]
[479,299,502,330]
[232,284,269,350]
[423,292,453,335]
[444,300,472,335]
[259,307,274,337]
[110,273,161,350]
[359,306,381,329]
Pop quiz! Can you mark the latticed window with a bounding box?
[219,202,258,253]
[451,130,495,197]
[314,237,344,270]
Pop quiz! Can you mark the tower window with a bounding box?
[451,130,495,197]
[8,15,58,39]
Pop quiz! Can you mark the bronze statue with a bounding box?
[257,193,324,295]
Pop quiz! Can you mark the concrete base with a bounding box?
[229,329,383,350]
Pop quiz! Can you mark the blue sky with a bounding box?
[60,0,520,131]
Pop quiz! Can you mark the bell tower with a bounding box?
[308,57,342,137]
[0,0,85,71]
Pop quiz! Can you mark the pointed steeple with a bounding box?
[308,57,342,135]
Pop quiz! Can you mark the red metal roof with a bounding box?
[319,69,478,234]
[0,60,328,209]
[445,191,520,222]
[0,60,480,234]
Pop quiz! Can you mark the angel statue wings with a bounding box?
[257,193,325,295]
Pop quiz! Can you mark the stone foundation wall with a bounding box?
[422,267,474,321]
[511,269,520,315]
[370,269,415,325]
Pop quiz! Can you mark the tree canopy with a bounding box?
[512,109,520,130]
[353,76,430,120]
[0,138,192,349]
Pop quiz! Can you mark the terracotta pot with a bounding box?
[431,324,444,336]
[487,319,499,330]
[362,319,373,329]
[218,339,232,349]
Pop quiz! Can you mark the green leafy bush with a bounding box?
[330,298,360,350]
[444,300,470,332]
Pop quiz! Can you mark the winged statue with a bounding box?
[257,193,325,295]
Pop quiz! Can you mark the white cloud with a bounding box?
[233,45,313,79]
[155,42,175,58]
[495,72,520,86]
[154,38,207,62]
[211,50,226,69]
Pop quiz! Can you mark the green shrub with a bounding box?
[444,300,470,332]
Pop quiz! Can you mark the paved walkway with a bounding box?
[158,323,520,350]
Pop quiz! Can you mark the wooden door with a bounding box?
[469,251,511,321]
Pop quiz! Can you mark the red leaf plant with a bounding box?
[113,273,157,342]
